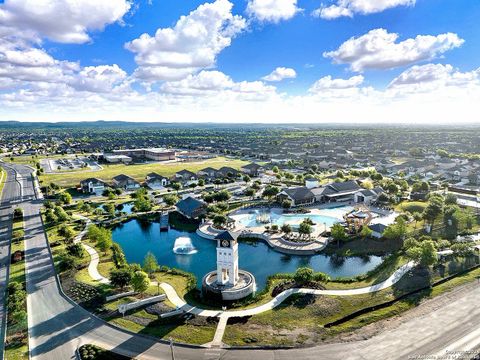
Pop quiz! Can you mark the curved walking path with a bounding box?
[160,261,415,347]
[73,215,110,284]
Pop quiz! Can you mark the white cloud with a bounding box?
[314,0,415,20]
[161,70,278,102]
[324,29,464,72]
[246,0,300,23]
[71,64,128,93]
[0,0,132,44]
[309,75,364,91]
[387,63,480,94]
[262,67,297,82]
[125,0,246,82]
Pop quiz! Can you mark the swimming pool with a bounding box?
[230,206,353,229]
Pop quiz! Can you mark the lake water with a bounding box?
[112,219,384,290]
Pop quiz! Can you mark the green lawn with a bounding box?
[39,157,249,188]
[222,261,480,347]
[0,168,6,197]
[5,217,28,360]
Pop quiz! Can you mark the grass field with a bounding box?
[39,157,249,188]
[0,168,6,198]
[223,261,480,347]
[5,217,28,360]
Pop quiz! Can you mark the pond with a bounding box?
[112,219,384,290]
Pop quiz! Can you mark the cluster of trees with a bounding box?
[203,189,231,203]
[102,187,122,200]
[45,202,70,224]
[109,251,159,293]
[7,282,26,325]
[132,188,153,212]
[293,267,330,285]
[404,237,437,267]
[87,225,113,254]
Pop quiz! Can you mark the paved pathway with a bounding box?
[73,215,110,284]
[159,261,415,347]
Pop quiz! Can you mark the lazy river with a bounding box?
[112,219,384,290]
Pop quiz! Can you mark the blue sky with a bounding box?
[0,0,479,123]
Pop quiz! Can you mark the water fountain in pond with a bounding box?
[173,236,197,255]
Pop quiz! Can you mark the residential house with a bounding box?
[112,174,141,191]
[197,167,219,181]
[80,178,107,195]
[217,166,240,178]
[145,172,170,190]
[174,169,198,185]
[241,163,262,177]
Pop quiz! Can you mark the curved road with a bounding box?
[1,163,479,360]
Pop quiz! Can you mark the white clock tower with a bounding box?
[215,231,239,286]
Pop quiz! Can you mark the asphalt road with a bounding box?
[3,163,479,360]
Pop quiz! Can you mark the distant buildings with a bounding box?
[112,148,176,162]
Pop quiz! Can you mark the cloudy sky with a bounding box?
[0,0,479,123]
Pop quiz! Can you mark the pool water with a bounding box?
[230,207,353,228]
[112,219,383,290]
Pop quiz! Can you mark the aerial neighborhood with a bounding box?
[1,124,480,360]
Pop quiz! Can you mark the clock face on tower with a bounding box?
[221,240,230,248]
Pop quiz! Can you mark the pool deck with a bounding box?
[197,221,329,255]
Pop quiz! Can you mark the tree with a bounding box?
[244,188,255,198]
[198,179,205,187]
[134,196,153,212]
[331,223,347,244]
[383,218,407,242]
[111,243,127,268]
[45,208,58,224]
[88,225,112,254]
[423,195,444,229]
[406,240,437,267]
[110,268,133,290]
[58,225,75,243]
[213,189,231,202]
[272,166,279,174]
[360,225,373,240]
[243,175,251,183]
[294,267,314,284]
[131,271,150,293]
[143,252,158,276]
[58,192,72,205]
[262,186,279,201]
[54,206,69,222]
[298,222,313,236]
[163,194,179,206]
[444,193,458,205]
[171,182,182,193]
[281,224,292,234]
[213,214,227,228]
[412,212,423,229]
[13,208,23,219]
[66,243,85,258]
[281,199,292,209]
[57,252,80,272]
[103,203,116,217]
